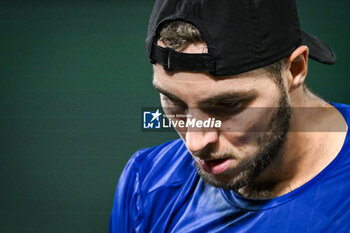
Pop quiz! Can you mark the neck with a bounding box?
[237,87,347,199]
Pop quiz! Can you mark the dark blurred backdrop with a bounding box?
[0,1,349,232]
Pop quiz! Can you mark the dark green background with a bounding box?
[0,1,349,232]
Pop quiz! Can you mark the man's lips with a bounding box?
[198,158,231,174]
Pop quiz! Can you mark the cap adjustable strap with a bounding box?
[150,43,216,73]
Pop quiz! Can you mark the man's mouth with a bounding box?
[198,158,231,174]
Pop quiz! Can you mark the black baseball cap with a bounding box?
[145,0,336,76]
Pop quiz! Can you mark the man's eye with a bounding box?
[161,95,174,103]
[214,101,242,109]
[161,96,187,113]
[161,96,182,106]
[203,100,244,118]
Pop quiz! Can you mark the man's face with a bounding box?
[153,42,291,190]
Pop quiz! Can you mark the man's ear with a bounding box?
[286,45,309,93]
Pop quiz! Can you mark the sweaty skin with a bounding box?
[153,41,347,199]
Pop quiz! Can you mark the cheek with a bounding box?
[221,107,274,134]
[219,131,264,162]
[218,107,276,154]
[222,131,261,148]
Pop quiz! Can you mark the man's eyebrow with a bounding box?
[152,83,185,103]
[153,82,257,105]
[198,90,257,106]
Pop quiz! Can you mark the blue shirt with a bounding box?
[110,103,350,233]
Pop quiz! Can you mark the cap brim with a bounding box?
[301,31,336,64]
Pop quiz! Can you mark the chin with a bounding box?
[195,161,250,190]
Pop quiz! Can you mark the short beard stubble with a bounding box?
[194,87,292,199]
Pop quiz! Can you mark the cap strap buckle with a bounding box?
[150,43,216,74]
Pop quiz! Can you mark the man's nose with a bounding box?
[183,109,219,152]
[185,129,219,153]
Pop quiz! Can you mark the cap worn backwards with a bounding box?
[146,0,336,77]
